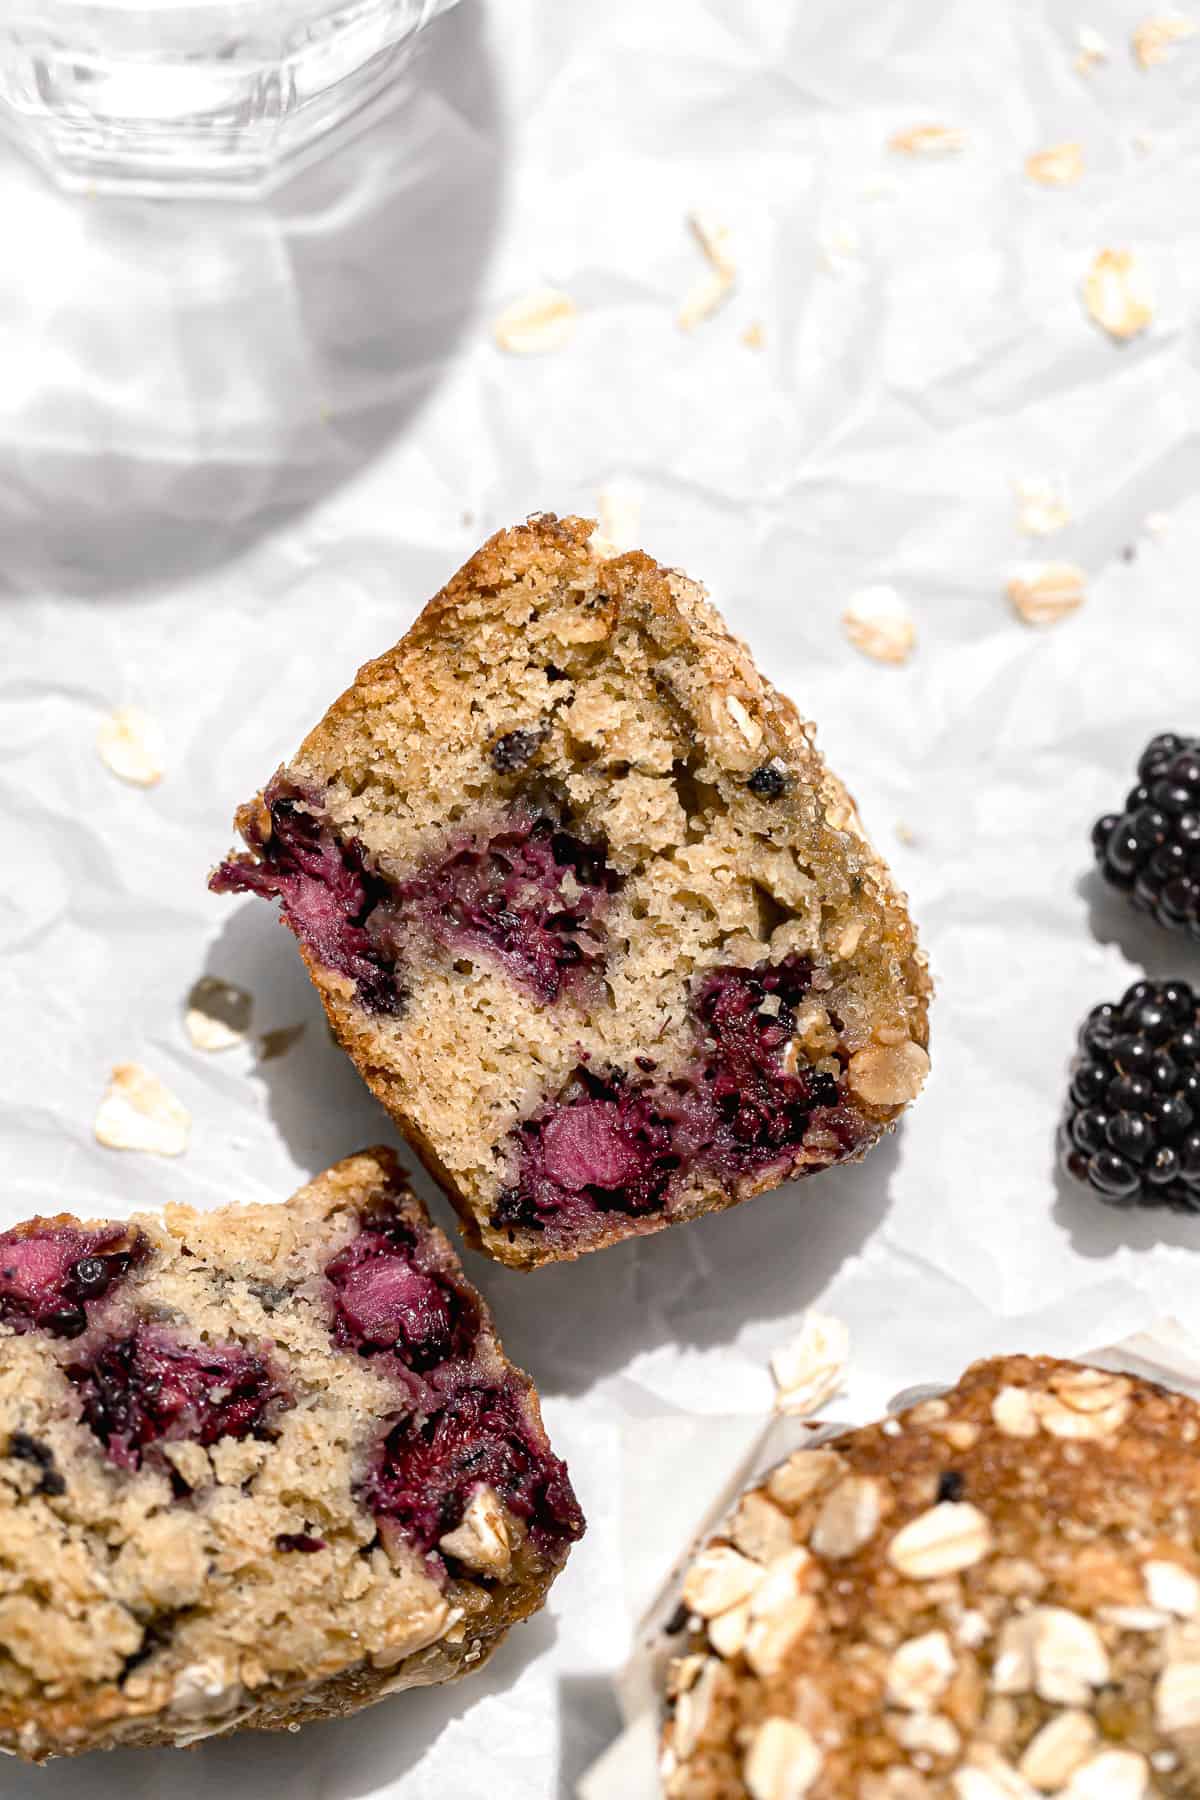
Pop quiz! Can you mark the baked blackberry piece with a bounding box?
[0,1151,582,1762]
[661,1356,1200,1799]
[212,515,930,1269]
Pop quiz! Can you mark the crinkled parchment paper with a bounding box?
[2,2,1200,1796]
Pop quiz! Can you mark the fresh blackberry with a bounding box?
[1060,979,1200,1211]
[1092,733,1200,937]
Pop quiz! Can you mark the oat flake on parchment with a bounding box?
[843,585,916,664]
[94,1063,191,1156]
[96,707,164,787]
[1133,14,1197,66]
[185,977,252,1053]
[596,485,642,553]
[1025,142,1085,187]
[1083,249,1153,341]
[1016,477,1072,537]
[492,287,577,355]
[678,213,736,331]
[820,221,860,269]
[771,1312,850,1417]
[888,124,966,156]
[1075,25,1112,72]
[741,321,765,350]
[1007,563,1087,626]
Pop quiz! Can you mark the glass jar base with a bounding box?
[0,2,458,198]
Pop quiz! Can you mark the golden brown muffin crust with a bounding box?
[662,1355,1200,1798]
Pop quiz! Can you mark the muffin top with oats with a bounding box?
[660,1355,1200,1799]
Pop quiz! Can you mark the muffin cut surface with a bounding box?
[213,515,930,1268]
[0,1151,582,1761]
[661,1355,1200,1799]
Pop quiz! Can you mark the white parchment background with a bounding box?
[2,2,1200,1795]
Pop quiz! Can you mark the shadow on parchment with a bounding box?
[0,3,504,599]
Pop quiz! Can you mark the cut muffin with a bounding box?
[0,1150,582,1762]
[660,1355,1200,1799]
[212,514,930,1269]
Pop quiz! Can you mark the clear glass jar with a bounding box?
[0,0,463,197]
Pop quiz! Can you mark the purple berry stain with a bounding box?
[211,777,618,1010]
[364,1384,584,1562]
[209,776,403,1015]
[493,954,867,1239]
[325,1220,476,1373]
[70,1327,288,1471]
[0,1223,145,1340]
[324,1212,584,1566]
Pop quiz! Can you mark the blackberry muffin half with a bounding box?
[0,1150,582,1761]
[660,1355,1200,1799]
[212,515,930,1269]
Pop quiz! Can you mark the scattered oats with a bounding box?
[1019,1710,1097,1789]
[596,485,642,552]
[1145,510,1171,536]
[861,173,901,201]
[888,1503,993,1580]
[185,977,252,1053]
[894,1713,961,1757]
[682,1545,763,1619]
[1133,14,1197,66]
[1083,248,1153,341]
[1038,1367,1131,1439]
[492,287,577,355]
[96,706,164,787]
[771,1312,849,1418]
[889,124,966,156]
[1016,477,1072,537]
[1075,25,1112,73]
[725,694,762,748]
[895,822,917,847]
[672,1656,730,1759]
[678,212,736,331]
[94,1063,191,1157]
[741,320,766,350]
[954,1750,1038,1798]
[766,1448,845,1510]
[1155,1659,1200,1732]
[743,1717,822,1800]
[843,585,916,665]
[820,220,861,268]
[1025,141,1085,187]
[437,1486,511,1577]
[1132,129,1155,152]
[1061,1749,1150,1798]
[707,1598,752,1658]
[847,1040,930,1107]
[811,1475,882,1560]
[994,1608,1109,1704]
[886,1630,957,1711]
[731,1492,796,1565]
[744,1593,818,1677]
[992,1386,1040,1438]
[258,1024,306,1062]
[1007,562,1087,626]
[750,1547,813,1620]
[958,1610,991,1648]
[1099,1605,1171,1631]
[1146,1560,1200,1618]
[667,1652,705,1700]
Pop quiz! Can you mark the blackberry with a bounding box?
[1060,979,1200,1211]
[1092,733,1200,938]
